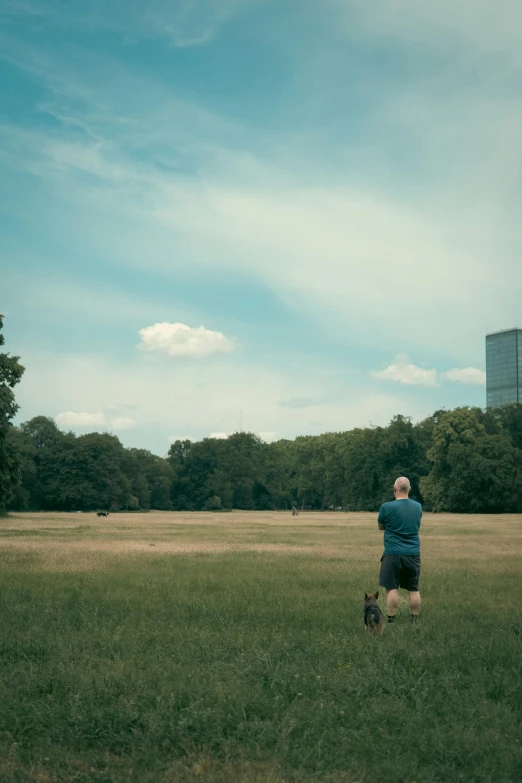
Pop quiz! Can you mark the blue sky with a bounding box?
[1,0,521,454]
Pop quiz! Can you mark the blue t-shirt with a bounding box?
[378,499,422,555]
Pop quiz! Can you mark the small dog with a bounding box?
[364,591,384,634]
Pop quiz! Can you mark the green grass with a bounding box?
[0,514,521,782]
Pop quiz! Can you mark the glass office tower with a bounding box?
[486,328,522,408]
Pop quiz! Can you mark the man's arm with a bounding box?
[377,505,385,531]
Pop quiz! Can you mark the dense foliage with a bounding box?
[0,315,25,512]
[6,405,522,513]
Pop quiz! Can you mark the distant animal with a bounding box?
[364,591,384,634]
[96,511,109,517]
[292,506,299,516]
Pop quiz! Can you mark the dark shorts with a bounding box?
[379,553,421,592]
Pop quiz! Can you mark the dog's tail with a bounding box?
[368,609,382,630]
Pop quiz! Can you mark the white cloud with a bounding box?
[138,322,234,358]
[55,411,135,431]
[209,432,230,440]
[372,360,487,387]
[371,358,438,387]
[443,367,486,385]
[168,435,192,444]
[56,411,107,429]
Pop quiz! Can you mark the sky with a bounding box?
[1,0,521,454]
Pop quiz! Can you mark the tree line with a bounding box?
[2,318,522,514]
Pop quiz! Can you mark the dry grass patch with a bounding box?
[1,511,521,572]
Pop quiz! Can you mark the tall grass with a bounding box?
[0,515,520,782]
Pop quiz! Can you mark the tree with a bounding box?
[64,433,133,511]
[210,432,264,509]
[339,427,384,510]
[0,315,25,511]
[20,415,64,450]
[128,449,173,510]
[294,434,337,509]
[493,403,522,451]
[263,439,296,510]
[28,431,132,511]
[167,439,193,470]
[377,415,429,504]
[17,417,66,509]
[443,433,522,513]
[14,419,176,512]
[171,437,225,510]
[121,449,152,509]
[6,426,37,510]
[334,415,430,511]
[420,408,487,511]
[168,439,197,510]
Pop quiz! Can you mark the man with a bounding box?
[377,476,421,623]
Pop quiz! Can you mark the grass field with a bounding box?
[0,511,521,783]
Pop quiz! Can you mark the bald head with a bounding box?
[394,476,411,497]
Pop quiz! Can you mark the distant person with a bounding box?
[377,477,421,624]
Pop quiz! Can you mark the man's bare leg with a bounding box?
[386,589,399,622]
[409,591,421,618]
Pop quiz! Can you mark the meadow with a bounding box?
[0,511,520,783]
